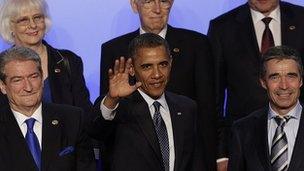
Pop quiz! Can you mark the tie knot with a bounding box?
[25,118,36,132]
[153,101,161,114]
[274,116,291,127]
[262,17,272,26]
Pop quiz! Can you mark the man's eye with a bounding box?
[12,78,22,83]
[269,75,279,80]
[141,65,151,69]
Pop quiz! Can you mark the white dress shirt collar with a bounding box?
[137,89,169,112]
[139,25,168,39]
[250,5,280,24]
[268,101,302,120]
[12,103,43,127]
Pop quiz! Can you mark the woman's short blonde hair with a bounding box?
[0,0,51,44]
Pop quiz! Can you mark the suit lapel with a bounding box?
[0,106,37,170]
[235,4,261,63]
[165,93,185,171]
[254,108,271,170]
[287,109,304,170]
[41,103,62,170]
[165,25,182,60]
[131,92,163,165]
[45,41,73,105]
[280,2,298,48]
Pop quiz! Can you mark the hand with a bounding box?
[104,57,141,108]
[217,160,228,171]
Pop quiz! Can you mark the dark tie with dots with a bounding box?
[261,17,274,54]
[25,118,41,171]
[270,116,291,171]
[153,101,169,171]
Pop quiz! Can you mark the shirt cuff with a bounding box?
[216,158,229,163]
[100,96,119,120]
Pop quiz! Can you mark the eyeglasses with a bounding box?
[140,0,172,9]
[12,14,45,27]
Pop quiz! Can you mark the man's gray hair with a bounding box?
[0,46,42,82]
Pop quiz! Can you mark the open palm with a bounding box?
[108,57,141,99]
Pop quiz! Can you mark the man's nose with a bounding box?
[23,78,33,92]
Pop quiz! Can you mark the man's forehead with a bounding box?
[4,60,40,75]
[265,59,299,72]
[134,47,170,62]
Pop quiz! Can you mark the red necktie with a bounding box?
[261,17,274,54]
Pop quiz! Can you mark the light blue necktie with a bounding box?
[25,118,41,170]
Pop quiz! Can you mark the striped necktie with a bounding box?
[270,116,291,171]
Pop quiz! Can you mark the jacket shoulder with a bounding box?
[210,4,247,25]
[44,103,83,121]
[102,30,138,49]
[233,107,266,128]
[165,91,197,108]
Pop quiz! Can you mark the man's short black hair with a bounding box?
[128,33,171,59]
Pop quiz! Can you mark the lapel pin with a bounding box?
[54,68,61,73]
[52,119,59,125]
[177,112,182,116]
[173,48,180,53]
[289,25,296,30]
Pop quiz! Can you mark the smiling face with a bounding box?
[260,59,302,115]
[131,45,171,99]
[0,60,43,115]
[130,0,173,34]
[248,0,279,16]
[10,8,46,46]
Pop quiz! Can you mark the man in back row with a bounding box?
[100,0,216,170]
[0,47,95,171]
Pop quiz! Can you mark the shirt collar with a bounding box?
[139,25,167,39]
[268,101,302,120]
[250,5,281,24]
[137,89,169,112]
[12,103,43,127]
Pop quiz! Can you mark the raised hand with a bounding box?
[104,57,141,108]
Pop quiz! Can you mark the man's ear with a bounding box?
[0,80,7,95]
[260,78,267,90]
[130,0,139,13]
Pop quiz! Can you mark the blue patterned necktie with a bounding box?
[153,101,169,171]
[270,116,291,171]
[25,118,41,170]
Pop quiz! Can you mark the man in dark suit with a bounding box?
[90,33,204,171]
[229,46,304,171]
[0,47,95,171]
[100,0,216,170]
[208,0,304,170]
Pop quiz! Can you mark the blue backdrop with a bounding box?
[0,0,303,102]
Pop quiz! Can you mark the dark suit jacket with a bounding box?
[0,41,93,118]
[89,91,205,171]
[100,25,216,170]
[0,103,95,171]
[228,107,304,171]
[208,1,304,157]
